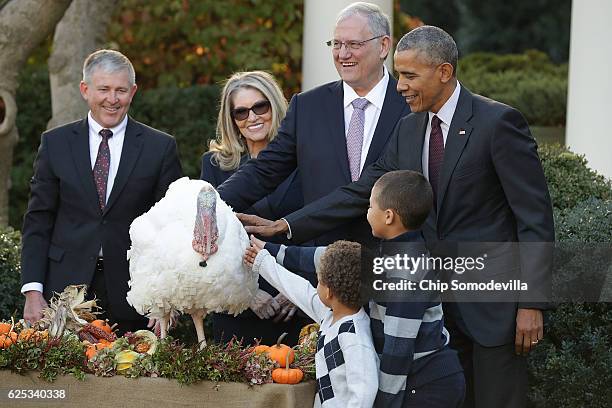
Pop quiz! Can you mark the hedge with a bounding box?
[458,51,568,127]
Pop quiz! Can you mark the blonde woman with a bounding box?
[200,71,307,346]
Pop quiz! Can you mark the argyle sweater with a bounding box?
[253,250,378,408]
[264,231,463,408]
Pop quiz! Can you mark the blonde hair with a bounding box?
[208,71,288,171]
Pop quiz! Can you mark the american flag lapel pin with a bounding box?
[459,129,466,135]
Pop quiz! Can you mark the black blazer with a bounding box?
[282,87,555,346]
[200,151,302,221]
[21,117,182,320]
[218,76,410,244]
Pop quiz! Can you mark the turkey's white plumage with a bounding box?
[126,177,257,344]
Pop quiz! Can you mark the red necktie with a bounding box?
[94,128,113,210]
[428,115,444,203]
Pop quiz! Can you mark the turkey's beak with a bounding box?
[192,185,219,265]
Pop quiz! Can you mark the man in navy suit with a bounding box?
[244,26,554,408]
[218,2,410,245]
[21,50,182,333]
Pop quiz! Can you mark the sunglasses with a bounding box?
[231,100,271,121]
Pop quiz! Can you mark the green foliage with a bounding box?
[107,0,303,96]
[130,84,220,179]
[458,51,567,126]
[0,227,23,320]
[539,145,611,211]
[555,198,612,243]
[529,303,612,408]
[526,145,612,407]
[0,333,87,382]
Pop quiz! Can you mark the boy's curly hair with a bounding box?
[318,240,363,310]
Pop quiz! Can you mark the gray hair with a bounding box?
[336,2,391,37]
[397,26,458,76]
[82,49,136,86]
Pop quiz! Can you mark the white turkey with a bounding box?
[126,177,258,347]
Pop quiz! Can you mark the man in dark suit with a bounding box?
[245,26,554,407]
[218,2,409,245]
[21,50,182,333]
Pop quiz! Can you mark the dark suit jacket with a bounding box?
[200,151,303,221]
[21,117,182,320]
[218,77,410,245]
[281,86,555,346]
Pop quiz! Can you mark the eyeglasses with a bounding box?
[231,100,271,121]
[326,35,384,50]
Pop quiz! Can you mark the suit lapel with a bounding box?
[411,113,428,173]
[104,117,143,214]
[364,76,406,167]
[437,87,474,213]
[69,118,100,213]
[324,81,351,182]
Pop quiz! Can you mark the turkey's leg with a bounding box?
[160,313,170,339]
[189,309,207,349]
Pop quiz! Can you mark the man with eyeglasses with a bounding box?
[218,2,409,246]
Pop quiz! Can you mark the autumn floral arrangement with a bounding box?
[0,286,316,385]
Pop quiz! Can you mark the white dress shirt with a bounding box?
[21,113,128,294]
[342,66,390,175]
[421,82,461,181]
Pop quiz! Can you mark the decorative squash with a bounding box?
[85,344,98,360]
[252,345,270,354]
[298,323,320,345]
[266,332,294,368]
[85,341,112,360]
[0,332,18,349]
[272,353,304,384]
[91,319,112,334]
[0,322,11,335]
[18,328,36,342]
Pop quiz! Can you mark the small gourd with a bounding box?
[0,332,17,349]
[252,344,270,354]
[91,319,112,334]
[266,332,294,367]
[0,322,12,336]
[272,353,304,384]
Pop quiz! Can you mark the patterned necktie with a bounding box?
[94,128,113,210]
[428,115,444,204]
[346,98,369,181]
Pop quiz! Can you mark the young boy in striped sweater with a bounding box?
[257,170,465,407]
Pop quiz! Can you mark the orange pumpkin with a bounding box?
[85,342,110,360]
[0,322,12,335]
[85,344,98,360]
[272,353,304,384]
[252,345,270,354]
[0,332,17,349]
[91,319,112,334]
[266,333,294,368]
[18,328,36,341]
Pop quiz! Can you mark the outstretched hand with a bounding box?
[243,235,266,268]
[236,213,289,238]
